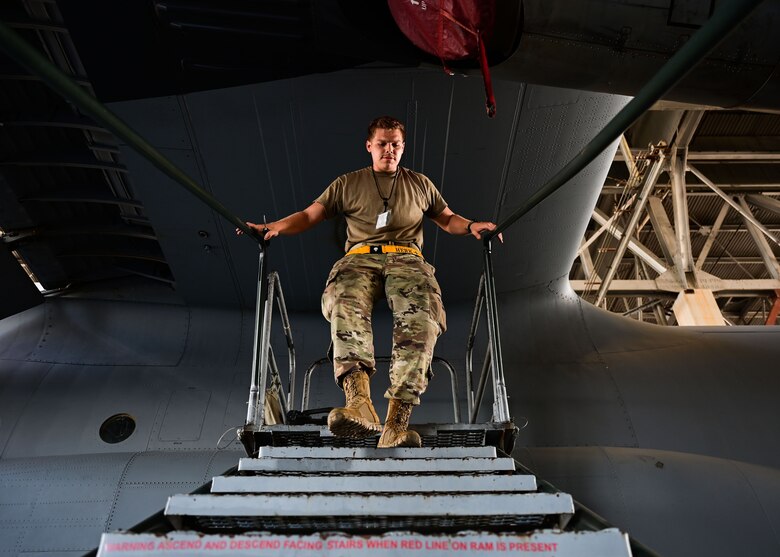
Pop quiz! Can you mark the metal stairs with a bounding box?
[94,256,635,555]
[96,433,633,557]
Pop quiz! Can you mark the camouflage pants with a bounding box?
[321,253,447,405]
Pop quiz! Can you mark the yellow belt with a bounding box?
[346,244,422,257]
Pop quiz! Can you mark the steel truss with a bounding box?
[573,109,780,326]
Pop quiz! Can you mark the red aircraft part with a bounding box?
[388,0,497,117]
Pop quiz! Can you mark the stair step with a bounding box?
[256,423,511,449]
[238,456,515,473]
[211,473,537,493]
[255,446,497,459]
[98,528,631,557]
[165,493,574,533]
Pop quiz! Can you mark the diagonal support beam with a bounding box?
[591,209,667,275]
[670,150,694,271]
[737,197,780,281]
[619,135,638,176]
[646,197,680,262]
[667,110,704,274]
[578,239,600,281]
[696,202,730,270]
[746,194,780,217]
[647,196,689,289]
[638,259,669,325]
[579,194,637,256]
[674,110,705,148]
[689,164,780,248]
[595,153,666,306]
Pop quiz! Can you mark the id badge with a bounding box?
[376,209,392,229]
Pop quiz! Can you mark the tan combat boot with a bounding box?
[327,370,382,438]
[377,398,422,448]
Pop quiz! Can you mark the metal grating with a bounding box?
[191,514,552,534]
[268,429,487,448]
[696,111,780,137]
[272,432,380,448]
[420,430,486,447]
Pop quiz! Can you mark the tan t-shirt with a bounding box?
[315,167,448,252]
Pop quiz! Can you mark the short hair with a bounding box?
[367,116,406,141]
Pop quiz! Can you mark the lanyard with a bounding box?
[371,168,400,212]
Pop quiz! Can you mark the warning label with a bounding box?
[99,530,628,557]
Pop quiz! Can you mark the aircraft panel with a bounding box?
[494,87,631,290]
[105,450,224,531]
[0,299,46,360]
[2,363,161,458]
[511,360,641,449]
[23,299,189,366]
[519,447,780,557]
[609,336,780,468]
[176,306,248,367]
[0,450,244,553]
[0,360,53,457]
[498,279,780,469]
[0,453,130,553]
[158,388,211,441]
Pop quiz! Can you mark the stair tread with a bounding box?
[166,492,574,518]
[254,446,497,459]
[238,456,515,473]
[211,474,537,493]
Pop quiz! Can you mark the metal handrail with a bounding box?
[238,256,297,455]
[483,239,511,423]
[471,350,492,424]
[302,355,461,423]
[267,345,288,419]
[465,244,511,425]
[301,357,330,412]
[273,273,296,410]
[465,274,485,421]
[243,246,270,435]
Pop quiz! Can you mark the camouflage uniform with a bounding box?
[322,252,447,405]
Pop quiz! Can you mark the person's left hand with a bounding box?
[470,221,504,243]
[235,221,273,240]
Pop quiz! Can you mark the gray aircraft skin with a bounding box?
[1,2,780,556]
